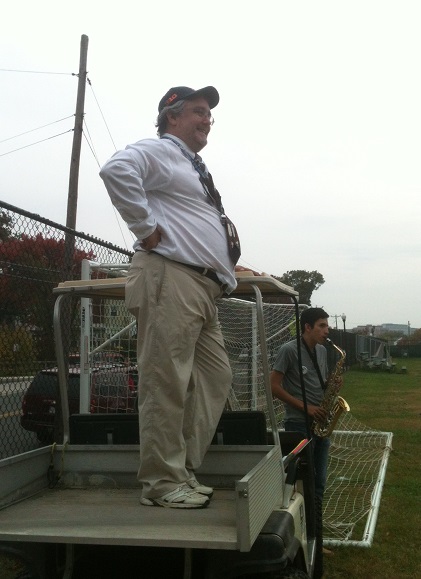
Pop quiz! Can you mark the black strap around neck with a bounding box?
[193,154,224,214]
[161,136,241,264]
[301,337,326,390]
[161,136,223,211]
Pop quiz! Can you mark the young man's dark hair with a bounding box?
[300,307,329,333]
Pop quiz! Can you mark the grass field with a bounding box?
[323,357,421,579]
[1,357,420,578]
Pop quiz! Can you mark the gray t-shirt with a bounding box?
[272,339,328,421]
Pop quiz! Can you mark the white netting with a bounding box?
[217,297,298,418]
[75,291,138,415]
[323,413,392,546]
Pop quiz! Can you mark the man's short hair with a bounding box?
[155,100,185,137]
[300,307,329,333]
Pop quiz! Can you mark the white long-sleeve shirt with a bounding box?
[100,135,236,292]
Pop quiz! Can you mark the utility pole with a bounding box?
[57,35,88,444]
[63,34,88,282]
[66,34,89,230]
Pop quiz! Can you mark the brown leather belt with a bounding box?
[176,261,223,288]
[148,251,227,291]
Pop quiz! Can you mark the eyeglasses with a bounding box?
[187,107,215,125]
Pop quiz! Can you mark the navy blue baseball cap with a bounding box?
[158,86,219,112]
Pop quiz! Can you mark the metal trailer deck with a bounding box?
[0,444,283,552]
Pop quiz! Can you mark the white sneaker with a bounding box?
[186,477,214,497]
[140,484,210,509]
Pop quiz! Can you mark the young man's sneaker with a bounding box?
[140,484,210,509]
[186,477,214,497]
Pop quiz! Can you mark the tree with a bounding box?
[0,211,13,241]
[0,233,95,360]
[274,270,325,305]
[0,325,36,375]
[375,329,405,342]
[403,328,421,344]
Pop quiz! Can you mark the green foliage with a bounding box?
[407,327,421,343]
[0,211,13,241]
[274,269,325,305]
[375,329,405,341]
[0,325,37,375]
[324,358,421,579]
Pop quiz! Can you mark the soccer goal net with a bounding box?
[216,296,393,548]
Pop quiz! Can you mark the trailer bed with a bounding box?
[0,444,283,552]
[0,487,239,549]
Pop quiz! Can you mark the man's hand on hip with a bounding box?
[141,228,161,251]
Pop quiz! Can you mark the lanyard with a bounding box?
[160,136,241,264]
[161,136,223,212]
[301,338,326,390]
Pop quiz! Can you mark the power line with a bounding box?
[87,78,117,151]
[0,115,75,144]
[0,68,74,76]
[0,129,73,157]
[2,66,131,250]
[82,125,100,166]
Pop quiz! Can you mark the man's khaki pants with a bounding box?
[126,251,232,499]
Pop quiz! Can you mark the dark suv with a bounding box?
[21,364,138,444]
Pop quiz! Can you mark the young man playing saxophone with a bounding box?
[270,308,331,502]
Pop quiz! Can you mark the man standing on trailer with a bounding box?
[100,85,241,509]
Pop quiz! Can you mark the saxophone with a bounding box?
[312,338,350,438]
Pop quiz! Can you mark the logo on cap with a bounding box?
[165,93,178,106]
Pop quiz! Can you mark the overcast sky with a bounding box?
[1,0,420,330]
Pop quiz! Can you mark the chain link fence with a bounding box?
[0,200,133,459]
[1,200,388,460]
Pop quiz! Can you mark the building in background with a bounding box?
[352,323,418,338]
